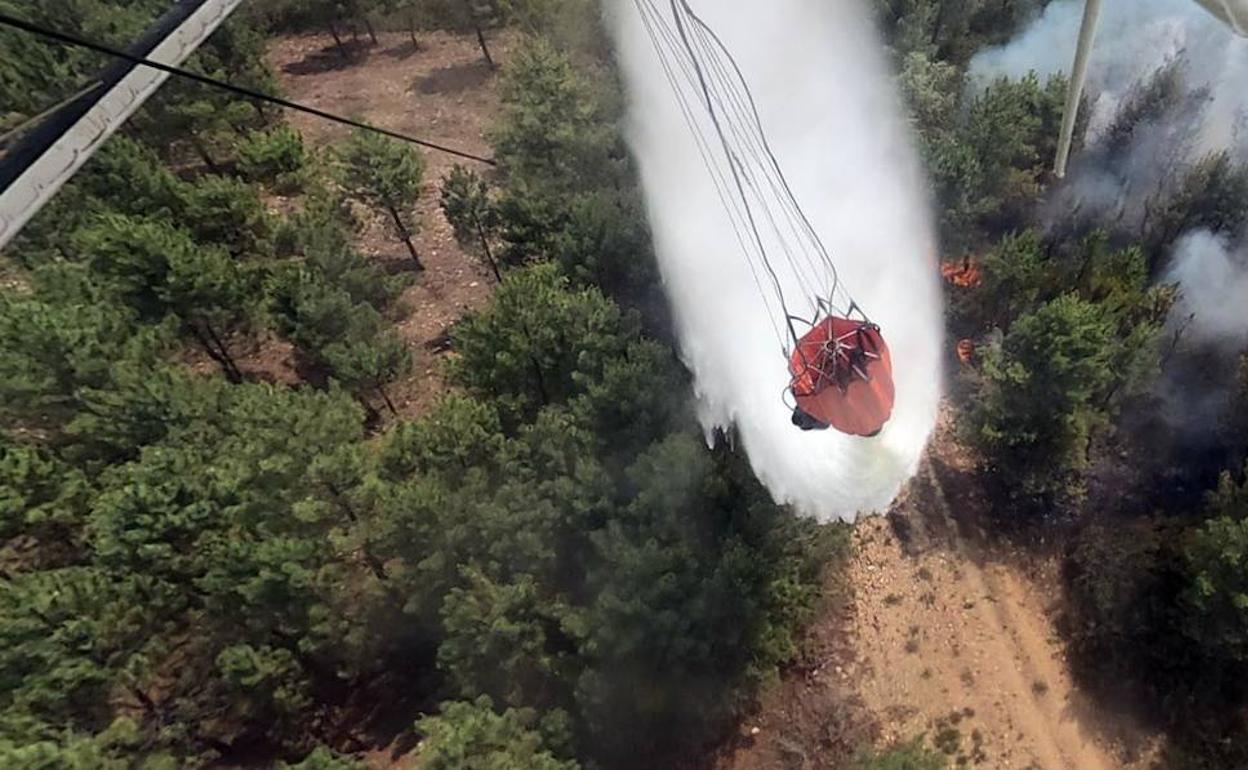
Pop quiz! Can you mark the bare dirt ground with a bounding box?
[267,28,516,417]
[715,415,1160,770]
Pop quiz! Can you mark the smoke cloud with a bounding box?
[1168,229,1248,348]
[971,0,1248,150]
[607,0,942,521]
[970,0,1248,349]
[969,0,1248,448]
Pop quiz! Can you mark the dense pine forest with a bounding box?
[2,1,1248,769]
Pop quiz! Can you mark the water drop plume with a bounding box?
[606,0,943,521]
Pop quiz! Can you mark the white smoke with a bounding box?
[1168,229,1248,347]
[973,0,1248,220]
[971,0,1248,148]
[607,0,942,521]
[971,0,1248,431]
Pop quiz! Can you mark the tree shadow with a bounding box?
[293,347,330,389]
[888,454,983,559]
[412,61,494,95]
[383,40,421,61]
[1060,669,1166,764]
[282,41,373,76]
[377,256,419,277]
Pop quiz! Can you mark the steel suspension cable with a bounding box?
[677,0,865,320]
[682,10,843,306]
[635,0,786,346]
[684,19,839,308]
[668,0,801,347]
[679,15,830,307]
[0,11,497,166]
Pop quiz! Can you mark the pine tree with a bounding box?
[437,568,579,709]
[338,129,427,269]
[492,39,609,194]
[85,385,370,750]
[0,567,161,739]
[441,165,502,281]
[0,442,91,560]
[297,209,409,310]
[177,174,275,258]
[968,294,1118,512]
[449,263,629,426]
[464,0,504,69]
[416,697,579,770]
[323,328,413,415]
[279,746,366,770]
[70,215,255,382]
[0,289,144,425]
[236,125,308,189]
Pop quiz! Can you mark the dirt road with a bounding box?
[716,430,1155,770]
[847,479,1125,770]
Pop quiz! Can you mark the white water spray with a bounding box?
[607,0,943,521]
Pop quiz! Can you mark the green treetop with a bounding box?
[449,263,628,427]
[416,697,579,770]
[70,215,257,382]
[338,128,427,270]
[968,293,1117,512]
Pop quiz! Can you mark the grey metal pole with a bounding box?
[0,0,243,252]
[1054,0,1103,178]
[1194,0,1248,36]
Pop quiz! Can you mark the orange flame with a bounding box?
[941,257,983,289]
[956,339,975,365]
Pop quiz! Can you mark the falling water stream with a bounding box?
[607,0,943,521]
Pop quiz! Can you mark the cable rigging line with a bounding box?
[645,0,868,349]
[636,1,779,315]
[634,0,785,348]
[684,24,828,310]
[0,11,497,167]
[667,0,802,348]
[670,0,864,322]
[680,1,860,318]
[686,21,832,303]
[640,0,830,345]
[685,19,830,307]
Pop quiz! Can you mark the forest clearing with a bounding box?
[266,29,507,416]
[3,2,1248,770]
